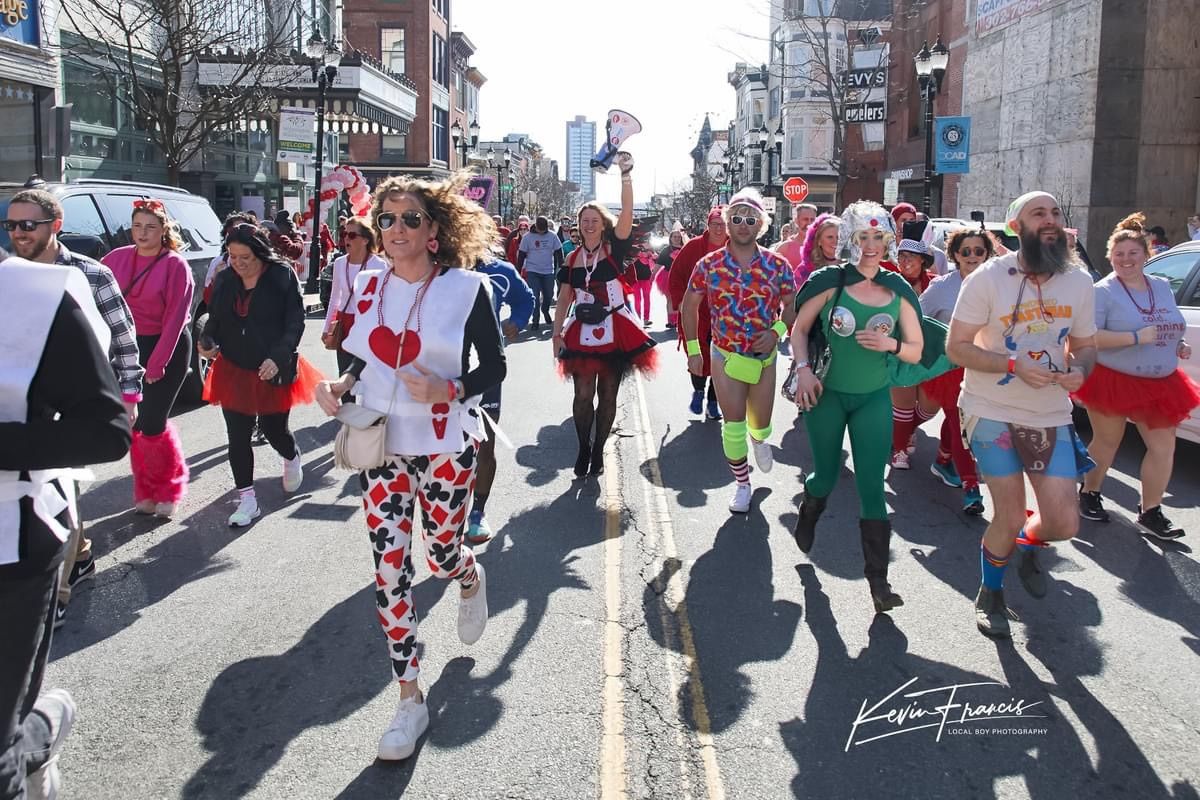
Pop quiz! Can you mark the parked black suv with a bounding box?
[0,179,223,403]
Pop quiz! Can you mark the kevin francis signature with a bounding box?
[845,677,1047,750]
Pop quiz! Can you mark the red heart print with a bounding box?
[387,475,411,495]
[382,549,406,569]
[433,460,456,482]
[357,298,373,314]
[357,276,380,313]
[368,326,421,367]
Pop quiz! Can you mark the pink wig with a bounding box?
[797,213,841,283]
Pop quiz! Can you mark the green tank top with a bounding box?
[820,288,900,394]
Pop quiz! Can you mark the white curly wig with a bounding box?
[724,187,772,240]
[837,200,899,265]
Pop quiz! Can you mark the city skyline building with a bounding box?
[566,115,596,203]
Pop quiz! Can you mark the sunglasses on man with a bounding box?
[377,211,429,231]
[2,218,54,232]
[729,215,759,226]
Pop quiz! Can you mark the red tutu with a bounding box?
[558,313,658,381]
[203,355,324,416]
[920,366,964,410]
[1072,363,1200,429]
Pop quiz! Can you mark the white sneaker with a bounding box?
[134,499,155,515]
[228,494,261,527]
[377,695,430,761]
[26,688,76,800]
[890,450,911,470]
[751,438,774,474]
[282,448,303,493]
[458,563,488,645]
[729,483,752,514]
[154,502,176,519]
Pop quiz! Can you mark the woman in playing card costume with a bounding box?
[199,223,323,527]
[788,200,950,614]
[552,152,657,477]
[315,172,504,761]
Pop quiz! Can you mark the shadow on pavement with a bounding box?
[644,492,802,734]
[514,418,579,488]
[643,416,726,509]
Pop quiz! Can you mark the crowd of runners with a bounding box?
[3,149,1197,795]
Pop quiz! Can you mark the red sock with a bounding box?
[891,406,916,454]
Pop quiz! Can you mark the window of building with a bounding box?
[432,0,448,18]
[381,133,407,160]
[769,86,780,119]
[431,33,448,87]
[454,71,464,111]
[805,0,835,16]
[751,100,764,130]
[432,107,448,162]
[381,28,405,74]
[64,65,116,129]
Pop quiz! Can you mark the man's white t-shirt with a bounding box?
[952,253,1097,427]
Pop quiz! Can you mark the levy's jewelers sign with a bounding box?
[975,0,1063,37]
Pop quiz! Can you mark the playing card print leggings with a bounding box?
[360,444,480,682]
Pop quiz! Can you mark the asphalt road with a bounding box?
[46,297,1200,799]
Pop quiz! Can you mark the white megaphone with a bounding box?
[591,109,642,172]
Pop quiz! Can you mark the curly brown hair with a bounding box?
[1106,212,1151,259]
[945,227,997,267]
[370,171,496,268]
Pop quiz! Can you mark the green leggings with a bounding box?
[803,386,892,520]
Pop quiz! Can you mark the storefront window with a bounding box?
[0,80,36,182]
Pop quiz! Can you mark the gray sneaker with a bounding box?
[26,689,77,800]
[975,586,1018,638]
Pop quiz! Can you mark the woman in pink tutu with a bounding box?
[101,199,193,518]
[1074,213,1199,539]
[198,223,323,527]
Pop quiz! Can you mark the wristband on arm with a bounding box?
[771,320,788,338]
[685,339,701,357]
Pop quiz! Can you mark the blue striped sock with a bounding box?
[980,543,1010,590]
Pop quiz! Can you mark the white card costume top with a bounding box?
[0,259,108,564]
[342,266,489,457]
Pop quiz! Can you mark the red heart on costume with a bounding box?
[358,298,373,314]
[382,549,406,569]
[387,475,411,495]
[368,326,421,367]
[433,460,456,482]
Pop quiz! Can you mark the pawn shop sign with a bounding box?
[783,177,810,204]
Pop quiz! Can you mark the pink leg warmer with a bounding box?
[135,422,189,504]
[130,431,152,504]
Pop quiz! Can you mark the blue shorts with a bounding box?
[966,417,1085,479]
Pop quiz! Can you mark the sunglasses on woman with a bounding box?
[2,219,54,232]
[343,231,364,241]
[958,246,988,257]
[729,215,759,226]
[377,211,428,231]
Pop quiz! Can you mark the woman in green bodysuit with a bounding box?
[787,201,926,613]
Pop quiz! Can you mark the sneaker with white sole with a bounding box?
[890,450,911,470]
[729,483,752,514]
[134,499,155,515]
[153,502,176,519]
[228,494,261,528]
[751,438,774,474]
[377,695,430,761]
[458,563,488,645]
[282,449,303,493]
[25,688,76,800]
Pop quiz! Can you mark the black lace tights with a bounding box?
[572,371,620,472]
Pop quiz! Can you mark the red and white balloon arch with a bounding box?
[300,164,373,226]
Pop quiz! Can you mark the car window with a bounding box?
[97,193,146,248]
[159,197,222,254]
[60,194,109,240]
[1144,251,1200,303]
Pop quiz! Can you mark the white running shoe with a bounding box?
[134,499,155,515]
[729,483,752,514]
[377,695,430,761]
[282,448,303,493]
[228,494,261,528]
[458,563,488,645]
[26,688,76,800]
[890,450,911,470]
[153,502,176,519]
[751,438,774,474]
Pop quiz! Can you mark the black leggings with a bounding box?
[573,371,620,454]
[222,410,297,489]
[690,374,718,401]
[135,330,192,436]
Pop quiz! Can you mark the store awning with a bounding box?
[197,49,419,136]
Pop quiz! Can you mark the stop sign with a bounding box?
[782,177,810,204]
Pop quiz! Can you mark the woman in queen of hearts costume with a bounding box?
[315,173,504,761]
[551,151,657,477]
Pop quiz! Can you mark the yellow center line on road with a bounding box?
[631,371,726,800]
[601,446,627,800]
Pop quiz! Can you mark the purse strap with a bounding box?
[823,267,848,339]
[381,268,437,421]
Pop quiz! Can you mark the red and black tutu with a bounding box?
[558,313,658,381]
[203,355,324,416]
[1072,363,1200,429]
[920,366,964,410]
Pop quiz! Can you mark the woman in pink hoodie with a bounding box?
[102,199,194,517]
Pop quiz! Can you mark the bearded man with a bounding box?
[947,191,1098,638]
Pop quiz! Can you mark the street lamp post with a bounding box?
[451,118,480,171]
[486,147,512,221]
[914,35,950,216]
[304,32,340,295]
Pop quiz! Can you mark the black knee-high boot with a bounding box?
[792,493,827,553]
[860,519,904,613]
